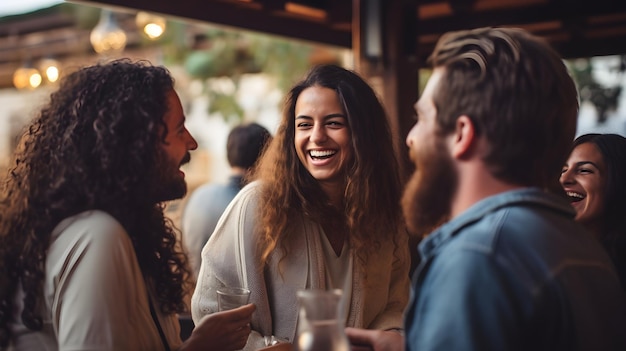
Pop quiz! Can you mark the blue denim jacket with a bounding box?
[405,188,626,351]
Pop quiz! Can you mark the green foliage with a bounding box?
[418,69,432,96]
[184,29,257,79]
[59,3,100,29]
[160,21,190,65]
[567,57,624,124]
[207,92,244,120]
[170,27,333,122]
[246,33,314,91]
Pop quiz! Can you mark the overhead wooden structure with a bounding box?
[3,0,626,177]
[70,0,626,177]
[68,0,626,59]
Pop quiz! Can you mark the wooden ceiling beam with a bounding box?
[327,0,352,26]
[71,0,351,47]
[554,34,626,59]
[416,1,626,35]
[449,0,475,14]
[0,13,75,36]
[414,27,626,65]
[257,0,287,12]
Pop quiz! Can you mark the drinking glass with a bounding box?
[296,289,349,351]
[217,287,251,311]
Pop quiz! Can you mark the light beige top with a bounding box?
[320,233,353,323]
[191,181,411,350]
[10,210,181,351]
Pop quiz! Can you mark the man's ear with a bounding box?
[450,115,475,159]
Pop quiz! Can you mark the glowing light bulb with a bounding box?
[136,11,166,39]
[144,23,164,39]
[13,66,41,90]
[29,72,42,88]
[45,65,59,83]
[90,9,127,54]
[39,58,61,83]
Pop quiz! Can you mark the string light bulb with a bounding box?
[135,11,166,39]
[13,64,42,90]
[90,9,127,54]
[39,58,60,83]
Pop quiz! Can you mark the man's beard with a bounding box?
[401,138,457,237]
[153,152,190,202]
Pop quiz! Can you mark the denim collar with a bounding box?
[418,187,576,258]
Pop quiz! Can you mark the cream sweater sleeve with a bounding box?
[191,181,272,350]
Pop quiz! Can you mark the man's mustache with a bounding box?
[180,152,191,166]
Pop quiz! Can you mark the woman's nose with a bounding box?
[560,168,574,185]
[310,125,327,143]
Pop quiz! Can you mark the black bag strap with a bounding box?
[148,296,172,351]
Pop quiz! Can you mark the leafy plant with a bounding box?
[568,57,624,124]
[177,28,337,122]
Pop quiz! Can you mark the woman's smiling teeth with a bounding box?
[567,191,585,202]
[309,149,336,159]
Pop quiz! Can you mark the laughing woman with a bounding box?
[560,133,626,291]
[191,64,411,349]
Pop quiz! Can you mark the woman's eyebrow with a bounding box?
[575,161,599,169]
[295,113,346,120]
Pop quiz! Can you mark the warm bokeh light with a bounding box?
[39,58,60,83]
[45,65,59,83]
[136,11,166,39]
[90,9,127,54]
[144,23,165,39]
[12,67,41,89]
[29,72,42,88]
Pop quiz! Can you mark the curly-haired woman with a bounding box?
[0,59,254,350]
[191,64,411,349]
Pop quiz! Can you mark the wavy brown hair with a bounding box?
[0,59,190,347]
[429,27,579,190]
[253,64,403,266]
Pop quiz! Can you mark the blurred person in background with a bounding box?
[0,59,254,351]
[561,133,626,292]
[182,122,271,279]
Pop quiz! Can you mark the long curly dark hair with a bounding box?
[253,64,403,266]
[0,59,190,347]
[571,133,626,291]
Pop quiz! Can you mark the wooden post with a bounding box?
[353,0,419,184]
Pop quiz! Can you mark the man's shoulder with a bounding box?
[189,182,237,199]
[451,199,583,248]
[185,182,243,215]
[451,189,576,237]
[46,210,135,279]
[442,198,613,281]
[51,210,128,246]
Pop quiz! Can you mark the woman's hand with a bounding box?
[345,327,404,351]
[180,303,256,351]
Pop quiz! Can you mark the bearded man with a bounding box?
[0,59,254,350]
[346,27,626,351]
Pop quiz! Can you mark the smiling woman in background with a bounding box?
[560,133,626,291]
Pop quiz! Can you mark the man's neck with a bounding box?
[450,162,524,220]
[230,166,246,176]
